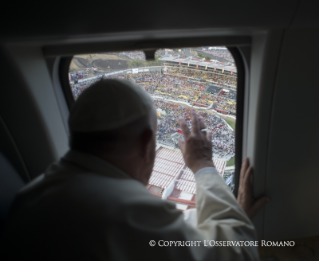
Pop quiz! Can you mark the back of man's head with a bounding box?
[68,79,156,156]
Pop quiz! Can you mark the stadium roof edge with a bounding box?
[160,57,237,73]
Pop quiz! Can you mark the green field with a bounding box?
[226,157,235,166]
[223,117,236,130]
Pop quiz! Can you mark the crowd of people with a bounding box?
[214,96,236,113]
[155,49,166,56]
[102,67,237,110]
[156,75,206,103]
[70,77,101,99]
[166,66,237,89]
[104,71,162,94]
[119,51,145,60]
[154,99,235,159]
[69,66,237,159]
[70,67,237,111]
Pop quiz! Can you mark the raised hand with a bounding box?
[178,110,215,174]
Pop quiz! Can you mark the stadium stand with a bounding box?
[147,146,226,210]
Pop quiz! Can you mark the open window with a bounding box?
[65,47,239,211]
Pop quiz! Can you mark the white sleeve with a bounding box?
[183,208,197,227]
[193,167,259,259]
[112,167,259,261]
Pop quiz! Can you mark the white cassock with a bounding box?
[1,150,259,261]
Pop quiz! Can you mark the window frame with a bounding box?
[227,47,245,197]
[59,56,75,110]
[59,46,246,197]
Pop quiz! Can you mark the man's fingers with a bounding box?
[251,196,271,217]
[199,116,206,130]
[178,139,185,153]
[178,117,190,138]
[239,158,247,187]
[191,110,200,135]
[244,166,253,187]
[240,158,249,180]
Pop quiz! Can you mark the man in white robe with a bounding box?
[1,79,269,260]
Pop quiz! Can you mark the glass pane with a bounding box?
[68,47,237,210]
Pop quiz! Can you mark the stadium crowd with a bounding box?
[119,51,145,60]
[103,68,236,110]
[69,66,236,159]
[154,99,235,159]
[71,67,237,112]
[70,77,101,99]
[166,66,236,89]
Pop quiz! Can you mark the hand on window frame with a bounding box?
[237,158,270,219]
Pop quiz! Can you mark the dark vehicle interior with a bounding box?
[1,0,319,260]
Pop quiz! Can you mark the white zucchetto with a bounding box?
[69,79,154,132]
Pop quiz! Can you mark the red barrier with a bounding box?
[192,102,208,107]
[214,108,228,114]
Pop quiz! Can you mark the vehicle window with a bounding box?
[68,47,237,210]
